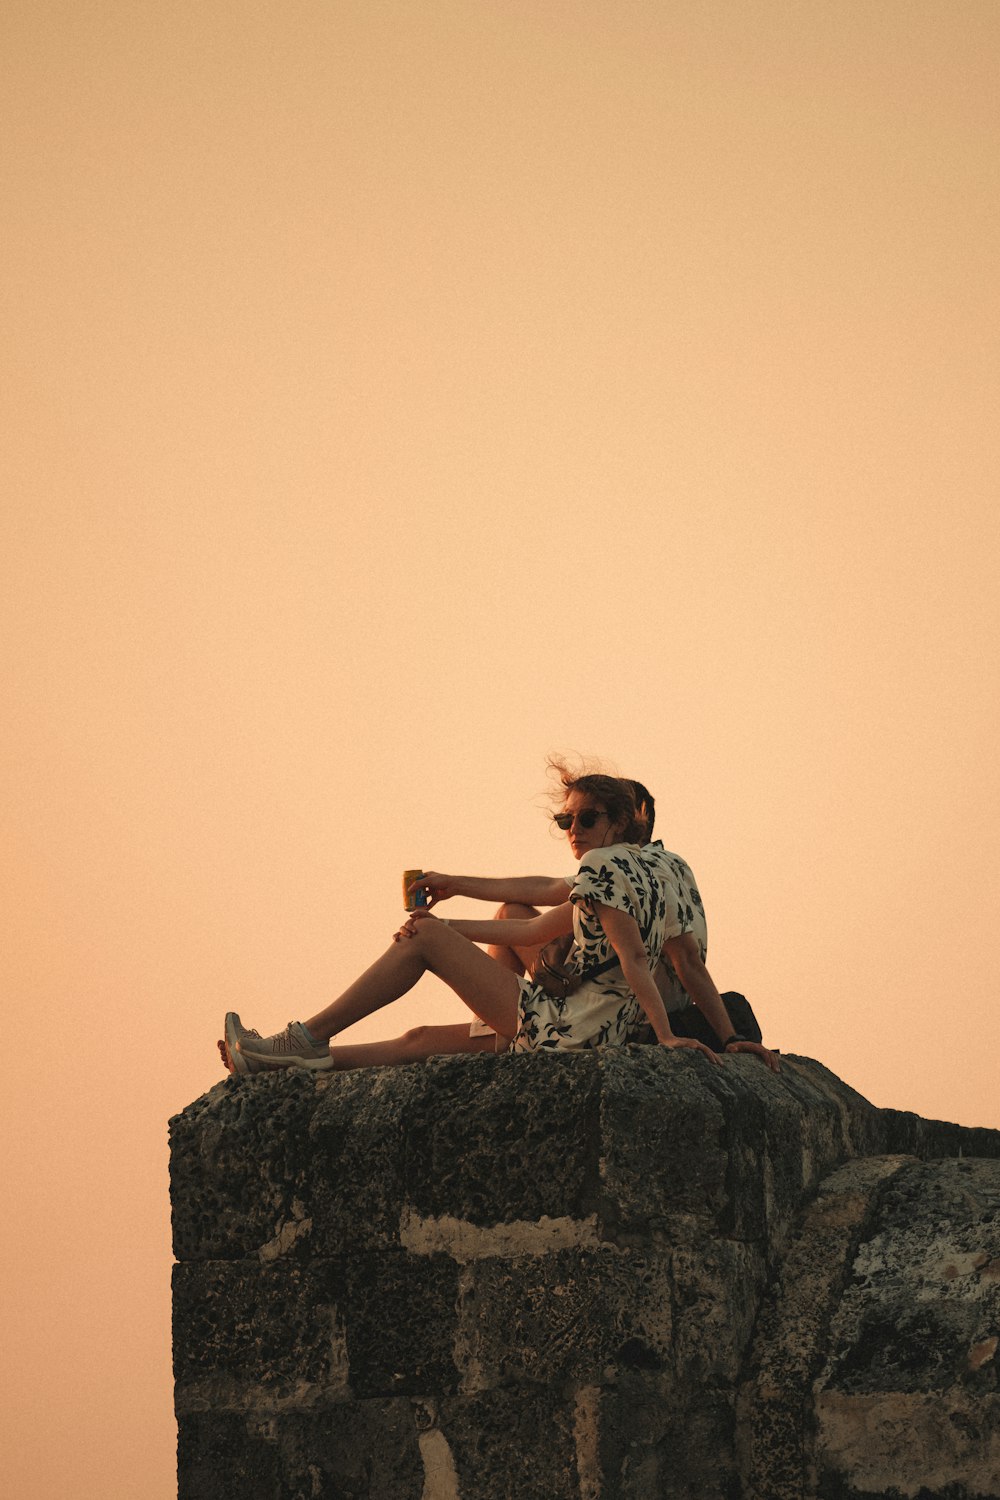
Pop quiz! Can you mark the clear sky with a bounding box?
[2,3,998,1496]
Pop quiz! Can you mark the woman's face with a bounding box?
[559,788,626,860]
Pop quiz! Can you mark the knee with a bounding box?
[402,916,454,973]
[494,902,540,920]
[404,918,444,951]
[400,1026,432,1056]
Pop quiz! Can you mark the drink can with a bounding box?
[403,870,427,911]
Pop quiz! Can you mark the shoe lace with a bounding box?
[273,1023,298,1054]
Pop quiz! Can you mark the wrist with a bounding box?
[722,1034,748,1049]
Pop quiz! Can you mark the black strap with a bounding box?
[577,951,622,983]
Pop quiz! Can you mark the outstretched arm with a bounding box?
[409,872,571,909]
[410,901,574,947]
[661,933,780,1072]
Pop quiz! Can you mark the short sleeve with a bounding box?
[569,850,641,921]
[657,863,695,942]
[634,844,686,942]
[660,903,687,942]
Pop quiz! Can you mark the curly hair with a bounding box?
[547,758,648,844]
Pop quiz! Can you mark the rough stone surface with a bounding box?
[813,1158,1000,1500]
[170,1050,1000,1499]
[736,1155,915,1500]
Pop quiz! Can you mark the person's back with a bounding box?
[650,843,709,1015]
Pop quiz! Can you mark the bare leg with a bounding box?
[329,1023,495,1071]
[323,906,538,1070]
[487,901,544,975]
[304,922,521,1044]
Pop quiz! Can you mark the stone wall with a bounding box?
[169,1051,1000,1499]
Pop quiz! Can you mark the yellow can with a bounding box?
[402,870,427,912]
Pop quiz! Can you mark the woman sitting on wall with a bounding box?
[219,776,653,1073]
[223,766,725,1074]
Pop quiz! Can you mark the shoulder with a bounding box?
[571,846,641,895]
[575,843,643,876]
[635,841,674,873]
[653,844,697,880]
[654,847,705,914]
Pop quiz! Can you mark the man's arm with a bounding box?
[597,905,718,1062]
[661,933,780,1073]
[410,872,571,909]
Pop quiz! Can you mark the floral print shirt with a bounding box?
[515,840,692,1051]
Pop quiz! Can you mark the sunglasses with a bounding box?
[553,808,607,831]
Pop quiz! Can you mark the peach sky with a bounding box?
[2,3,999,1497]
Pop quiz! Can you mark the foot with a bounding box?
[223,1012,264,1076]
[236,1019,333,1072]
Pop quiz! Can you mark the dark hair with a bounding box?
[627,780,656,839]
[548,759,647,844]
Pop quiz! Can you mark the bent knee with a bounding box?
[401,1026,433,1052]
[494,902,540,920]
[408,917,452,948]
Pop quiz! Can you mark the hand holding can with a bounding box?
[403,870,427,912]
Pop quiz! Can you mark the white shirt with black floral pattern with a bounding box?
[514,840,693,1051]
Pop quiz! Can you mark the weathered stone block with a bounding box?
[587,1372,675,1500]
[340,1248,462,1398]
[170,1071,322,1261]
[173,1259,349,1412]
[591,1372,742,1500]
[881,1109,1000,1163]
[741,1156,1000,1500]
[457,1247,674,1389]
[812,1159,1000,1499]
[177,1403,425,1500]
[173,1249,463,1412]
[306,1066,427,1252]
[400,1050,603,1226]
[821,1160,1000,1399]
[436,1386,581,1500]
[670,1238,768,1385]
[598,1047,760,1238]
[736,1155,911,1500]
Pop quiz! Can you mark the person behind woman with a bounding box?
[224,768,722,1074]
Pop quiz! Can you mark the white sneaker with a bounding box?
[236,1019,333,1072]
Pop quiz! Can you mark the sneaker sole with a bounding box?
[224,1013,253,1077]
[236,1046,333,1072]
